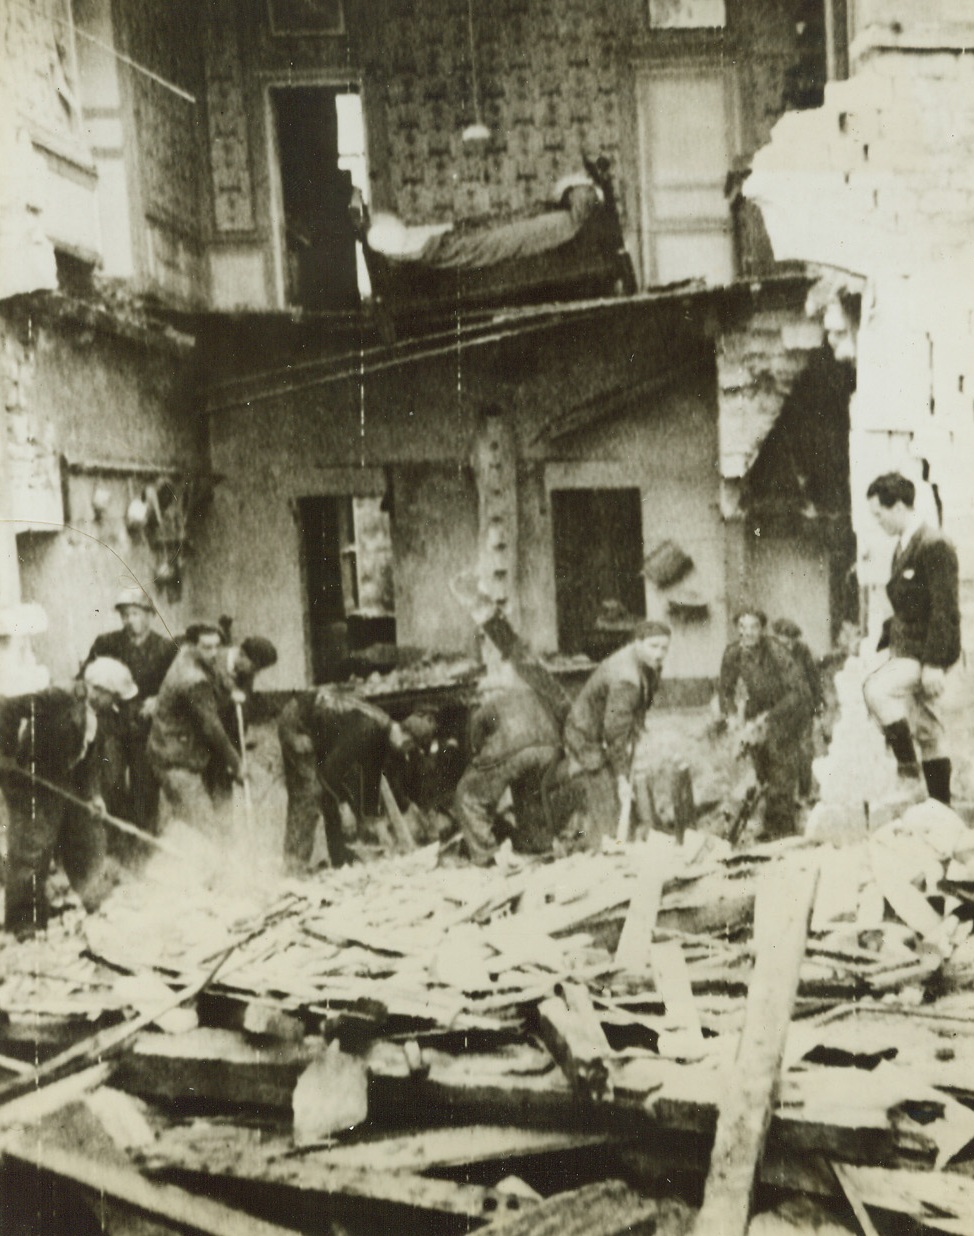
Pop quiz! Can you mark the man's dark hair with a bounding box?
[866,472,915,509]
[772,618,802,640]
[240,636,278,671]
[734,607,768,628]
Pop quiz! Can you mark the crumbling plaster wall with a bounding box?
[202,0,816,307]
[745,0,974,794]
[200,307,736,687]
[0,301,205,683]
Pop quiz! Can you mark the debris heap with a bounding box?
[2,800,974,1234]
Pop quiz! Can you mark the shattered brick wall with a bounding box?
[745,0,974,798]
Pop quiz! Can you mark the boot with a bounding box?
[922,758,952,806]
[882,721,922,780]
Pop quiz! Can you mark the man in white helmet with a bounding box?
[0,658,138,936]
[82,585,177,840]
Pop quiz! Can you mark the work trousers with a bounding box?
[281,731,387,870]
[454,744,558,866]
[863,655,947,760]
[281,742,322,871]
[750,740,800,839]
[566,762,620,848]
[155,766,228,842]
[2,779,108,935]
[100,711,161,858]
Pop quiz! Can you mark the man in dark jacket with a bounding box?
[863,471,961,804]
[772,618,822,799]
[147,621,243,837]
[278,688,431,871]
[718,608,812,838]
[563,620,671,845]
[454,666,561,865]
[82,586,177,838]
[0,657,138,935]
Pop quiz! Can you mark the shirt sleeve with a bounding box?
[0,696,29,759]
[602,679,643,777]
[185,682,242,774]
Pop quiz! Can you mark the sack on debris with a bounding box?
[292,1039,368,1145]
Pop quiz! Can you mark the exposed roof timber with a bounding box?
[205,274,813,417]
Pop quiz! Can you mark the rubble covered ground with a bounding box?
[2,711,974,1234]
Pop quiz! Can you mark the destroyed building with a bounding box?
[3,5,974,1235]
[2,0,860,698]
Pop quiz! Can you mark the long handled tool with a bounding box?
[615,743,638,844]
[0,757,184,858]
[234,698,254,829]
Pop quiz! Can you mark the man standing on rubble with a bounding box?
[718,608,812,839]
[278,688,434,871]
[863,471,961,805]
[0,658,139,936]
[563,620,672,845]
[454,660,561,864]
[147,621,244,837]
[82,586,177,840]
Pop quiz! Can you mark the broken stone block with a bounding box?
[292,1039,368,1146]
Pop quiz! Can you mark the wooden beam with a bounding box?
[0,945,237,1110]
[0,1133,303,1236]
[694,855,819,1236]
[379,774,416,851]
[479,1178,659,1236]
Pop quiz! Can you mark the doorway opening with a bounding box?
[299,495,395,682]
[551,488,646,657]
[270,86,369,310]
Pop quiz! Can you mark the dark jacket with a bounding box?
[564,643,659,777]
[718,637,811,745]
[82,629,176,700]
[880,524,961,668]
[0,687,101,796]
[776,637,822,713]
[147,647,242,776]
[278,688,394,756]
[469,686,560,770]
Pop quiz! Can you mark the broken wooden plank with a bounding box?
[537,983,614,1102]
[112,1027,315,1111]
[307,1124,611,1171]
[831,1161,882,1236]
[649,941,705,1060]
[0,1063,111,1130]
[694,854,819,1236]
[144,1150,536,1226]
[615,833,671,971]
[1,1132,304,1236]
[0,943,238,1110]
[379,773,416,851]
[835,1165,974,1235]
[478,1178,660,1236]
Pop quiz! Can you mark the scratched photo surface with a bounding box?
[0,0,973,1232]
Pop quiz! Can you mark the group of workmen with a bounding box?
[0,469,962,936]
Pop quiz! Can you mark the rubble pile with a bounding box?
[2,805,974,1233]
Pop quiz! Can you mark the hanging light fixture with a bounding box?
[462,0,490,144]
